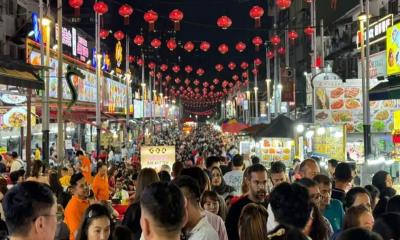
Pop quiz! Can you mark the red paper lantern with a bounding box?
[228,62,236,70]
[149,71,155,77]
[128,55,135,63]
[194,79,200,86]
[215,64,224,72]
[133,35,144,46]
[136,58,143,66]
[241,62,249,70]
[185,65,193,74]
[254,58,262,66]
[288,30,298,41]
[200,41,211,52]
[304,26,314,37]
[276,0,292,10]
[118,4,133,25]
[148,62,156,70]
[252,36,263,51]
[169,9,184,31]
[235,42,246,52]
[184,79,190,85]
[242,72,248,78]
[175,78,181,84]
[210,85,215,90]
[213,78,220,85]
[144,10,158,32]
[270,34,281,46]
[278,46,286,55]
[151,38,161,49]
[203,82,209,88]
[172,65,180,73]
[93,1,108,15]
[232,75,239,81]
[218,44,229,54]
[267,50,274,59]
[167,39,177,51]
[160,64,168,72]
[99,29,109,39]
[249,5,264,28]
[217,16,232,30]
[69,0,83,17]
[165,75,172,81]
[114,31,125,41]
[196,68,205,76]
[184,41,195,52]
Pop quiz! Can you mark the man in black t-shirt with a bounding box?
[332,162,353,203]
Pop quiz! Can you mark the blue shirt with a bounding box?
[323,199,344,233]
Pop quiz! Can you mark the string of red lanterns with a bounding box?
[169,9,184,31]
[144,10,158,32]
[118,4,133,25]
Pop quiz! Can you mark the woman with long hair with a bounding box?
[26,160,48,184]
[211,167,235,199]
[238,203,268,240]
[122,168,160,240]
[372,171,395,199]
[303,202,331,240]
[76,203,112,240]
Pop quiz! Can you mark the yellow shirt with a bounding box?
[34,149,41,161]
[59,175,71,188]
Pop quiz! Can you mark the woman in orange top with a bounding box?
[64,173,90,240]
[92,163,109,201]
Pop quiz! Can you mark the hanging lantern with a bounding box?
[167,38,177,51]
[304,26,314,37]
[114,31,125,41]
[69,0,83,17]
[267,50,274,59]
[165,75,172,81]
[200,41,211,52]
[213,78,220,85]
[148,62,156,70]
[184,78,190,85]
[288,30,298,42]
[254,58,262,66]
[278,46,286,55]
[118,4,133,25]
[157,72,162,79]
[149,71,155,77]
[249,5,264,28]
[218,44,229,54]
[270,34,281,46]
[210,85,215,90]
[144,10,158,32]
[99,29,109,39]
[151,38,161,49]
[217,16,232,30]
[252,36,263,51]
[196,68,205,76]
[232,75,239,81]
[175,78,181,84]
[133,35,144,46]
[215,64,224,72]
[228,62,236,70]
[184,41,195,52]
[242,72,248,78]
[185,65,193,74]
[235,42,246,52]
[194,79,200,86]
[203,82,209,88]
[93,1,108,15]
[240,62,249,70]
[276,0,292,10]
[160,64,168,72]
[169,9,184,31]
[172,65,180,73]
[128,55,135,63]
[137,58,143,66]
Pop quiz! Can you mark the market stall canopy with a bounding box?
[369,80,400,101]
[0,55,45,90]
[240,123,269,137]
[254,114,295,138]
[222,121,249,134]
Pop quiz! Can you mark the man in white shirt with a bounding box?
[223,154,244,196]
[8,152,23,173]
[174,176,219,240]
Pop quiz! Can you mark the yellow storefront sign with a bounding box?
[141,146,176,171]
[387,22,400,76]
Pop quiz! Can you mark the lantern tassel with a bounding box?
[255,19,261,28]
[74,8,80,18]
[174,22,180,31]
[149,22,155,32]
[124,17,129,25]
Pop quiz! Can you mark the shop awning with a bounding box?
[240,123,269,136]
[0,55,45,90]
[254,114,295,139]
[369,81,400,101]
[222,122,249,134]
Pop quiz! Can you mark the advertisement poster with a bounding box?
[313,125,346,161]
[141,146,176,171]
[358,51,387,79]
[105,78,127,112]
[260,138,293,161]
[0,107,36,129]
[134,100,143,119]
[387,22,400,76]
[314,79,396,133]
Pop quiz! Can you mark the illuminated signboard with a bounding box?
[387,22,400,76]
[55,24,90,62]
[356,14,393,49]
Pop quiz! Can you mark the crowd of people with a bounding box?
[0,124,399,240]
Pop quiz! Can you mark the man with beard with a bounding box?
[225,164,268,240]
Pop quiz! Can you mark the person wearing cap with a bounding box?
[64,173,90,240]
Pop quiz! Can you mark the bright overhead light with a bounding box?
[278,84,283,90]
[317,127,326,135]
[28,30,34,37]
[41,17,52,27]
[305,130,314,138]
[296,124,305,133]
[52,44,58,50]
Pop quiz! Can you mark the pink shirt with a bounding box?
[204,210,228,240]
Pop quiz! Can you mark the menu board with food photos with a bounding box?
[313,125,346,161]
[260,138,293,161]
[0,107,36,129]
[314,79,397,133]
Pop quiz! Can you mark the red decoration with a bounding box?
[215,64,224,72]
[167,39,177,51]
[69,0,83,17]
[172,65,180,73]
[304,26,314,37]
[184,41,195,52]
[175,78,181,84]
[252,36,263,51]
[133,35,144,46]
[249,6,264,28]
[185,79,190,85]
[242,72,248,78]
[144,10,158,32]
[113,31,125,41]
[194,79,200,86]
[151,38,161,49]
[315,56,322,68]
[213,78,220,85]
[99,29,109,39]
[235,42,246,52]
[137,58,143,66]
[169,9,184,31]
[218,44,229,54]
[276,0,292,10]
[196,68,205,76]
[160,64,168,72]
[128,55,135,63]
[93,1,108,15]
[270,34,281,46]
[228,62,236,70]
[118,4,133,25]
[267,50,274,59]
[148,62,156,70]
[203,82,209,88]
[232,75,239,81]
[165,75,172,81]
[210,85,215,90]
[200,41,211,52]
[254,58,262,66]
[185,65,193,73]
[241,62,249,70]
[278,46,286,55]
[288,30,298,41]
[217,16,232,30]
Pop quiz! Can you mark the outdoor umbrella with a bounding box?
[254,114,295,139]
